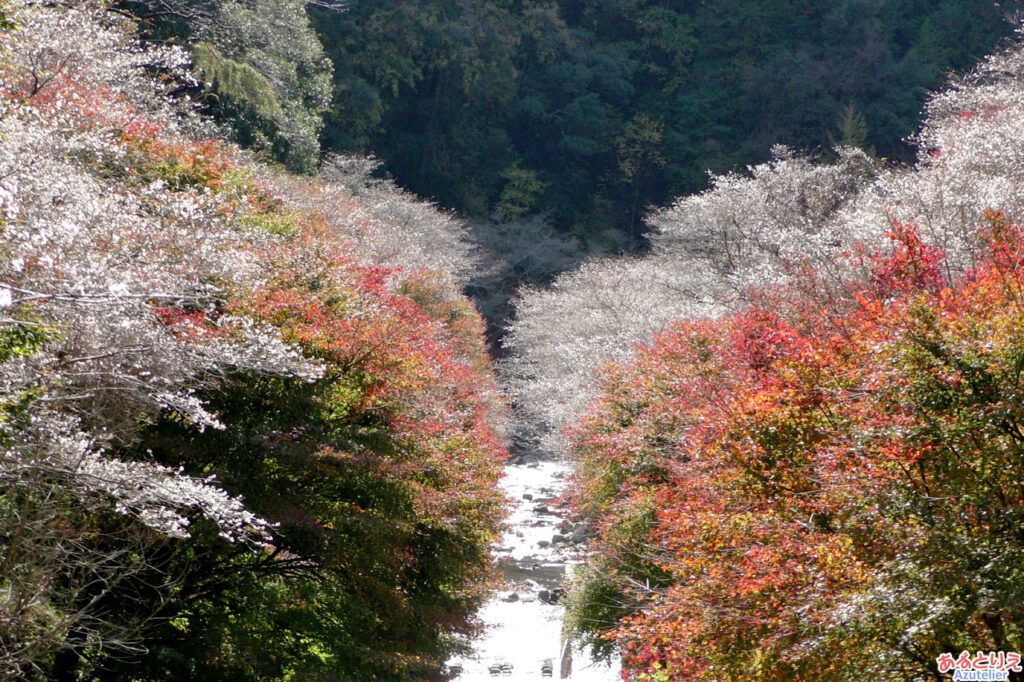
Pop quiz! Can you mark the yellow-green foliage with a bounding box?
[191,42,283,119]
[494,164,546,222]
[237,209,304,237]
[0,322,50,363]
[0,321,52,430]
[147,158,220,190]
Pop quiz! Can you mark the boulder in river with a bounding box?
[538,588,566,604]
[488,661,513,676]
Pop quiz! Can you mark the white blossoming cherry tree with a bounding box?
[0,1,322,674]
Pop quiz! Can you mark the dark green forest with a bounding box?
[122,0,1015,242]
[310,0,1013,240]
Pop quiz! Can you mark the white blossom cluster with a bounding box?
[507,33,1024,455]
[839,40,1024,278]
[0,0,320,542]
[314,154,478,280]
[503,257,720,452]
[0,0,203,133]
[648,146,878,293]
[0,413,271,541]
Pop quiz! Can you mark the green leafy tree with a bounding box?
[122,0,332,171]
[313,0,521,213]
[828,103,875,155]
[494,163,547,222]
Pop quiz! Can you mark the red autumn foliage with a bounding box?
[569,218,1024,680]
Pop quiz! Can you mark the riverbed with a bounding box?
[447,458,622,681]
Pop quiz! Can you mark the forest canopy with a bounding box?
[310,0,1014,240]
[4,0,1024,679]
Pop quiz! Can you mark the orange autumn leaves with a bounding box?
[233,238,506,527]
[570,217,1024,680]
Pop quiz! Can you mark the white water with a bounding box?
[448,459,621,681]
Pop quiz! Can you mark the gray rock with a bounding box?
[522,493,533,501]
[538,588,566,604]
[532,504,549,514]
[487,661,513,676]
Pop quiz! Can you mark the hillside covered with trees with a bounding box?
[0,1,505,679]
[504,22,1024,680]
[310,0,1013,240]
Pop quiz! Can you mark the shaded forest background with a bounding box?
[309,0,1015,243]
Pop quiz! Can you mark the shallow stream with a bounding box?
[447,458,621,681]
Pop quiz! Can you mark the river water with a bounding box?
[447,458,622,681]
